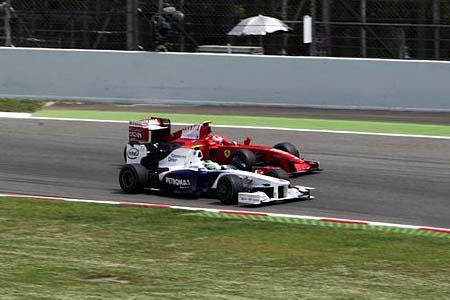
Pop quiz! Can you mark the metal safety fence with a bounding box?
[1,0,449,60]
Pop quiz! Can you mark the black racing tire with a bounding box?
[217,175,244,205]
[266,169,290,181]
[273,142,300,157]
[119,164,149,194]
[230,149,256,171]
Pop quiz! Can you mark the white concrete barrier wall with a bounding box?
[1,47,449,111]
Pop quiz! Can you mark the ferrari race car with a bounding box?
[120,143,314,205]
[125,117,321,177]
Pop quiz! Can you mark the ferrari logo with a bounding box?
[224,150,231,158]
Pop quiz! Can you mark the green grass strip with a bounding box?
[1,198,450,300]
[33,109,450,137]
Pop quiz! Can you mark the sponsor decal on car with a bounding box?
[129,131,143,139]
[224,149,231,158]
[165,177,192,187]
[168,153,187,162]
[127,147,140,159]
[129,120,148,127]
[181,124,202,140]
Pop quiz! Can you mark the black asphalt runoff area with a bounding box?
[49,102,450,125]
[1,117,449,228]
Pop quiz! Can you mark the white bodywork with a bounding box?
[125,144,148,164]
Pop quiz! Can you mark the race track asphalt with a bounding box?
[0,118,449,228]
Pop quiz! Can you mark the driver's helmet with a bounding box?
[204,160,220,171]
[211,135,223,144]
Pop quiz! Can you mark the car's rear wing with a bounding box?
[128,117,212,143]
[169,121,212,141]
[128,117,171,143]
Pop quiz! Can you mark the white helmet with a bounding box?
[212,135,223,144]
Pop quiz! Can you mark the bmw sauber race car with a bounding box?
[125,117,321,176]
[120,144,314,205]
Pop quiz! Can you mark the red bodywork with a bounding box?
[128,118,320,176]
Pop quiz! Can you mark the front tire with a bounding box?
[230,149,256,171]
[119,164,149,194]
[266,169,290,181]
[273,142,300,157]
[217,175,244,205]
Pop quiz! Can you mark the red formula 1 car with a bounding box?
[126,117,321,177]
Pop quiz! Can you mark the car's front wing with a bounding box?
[238,186,314,205]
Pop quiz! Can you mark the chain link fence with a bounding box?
[1,0,449,60]
[0,0,128,49]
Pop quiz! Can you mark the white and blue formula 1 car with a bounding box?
[119,143,314,205]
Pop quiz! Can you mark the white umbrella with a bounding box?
[227,14,290,36]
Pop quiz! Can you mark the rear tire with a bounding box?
[217,175,244,205]
[230,149,256,171]
[273,142,300,157]
[119,164,149,194]
[266,169,290,181]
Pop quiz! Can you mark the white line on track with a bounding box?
[0,112,32,118]
[0,114,449,139]
[205,124,450,140]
